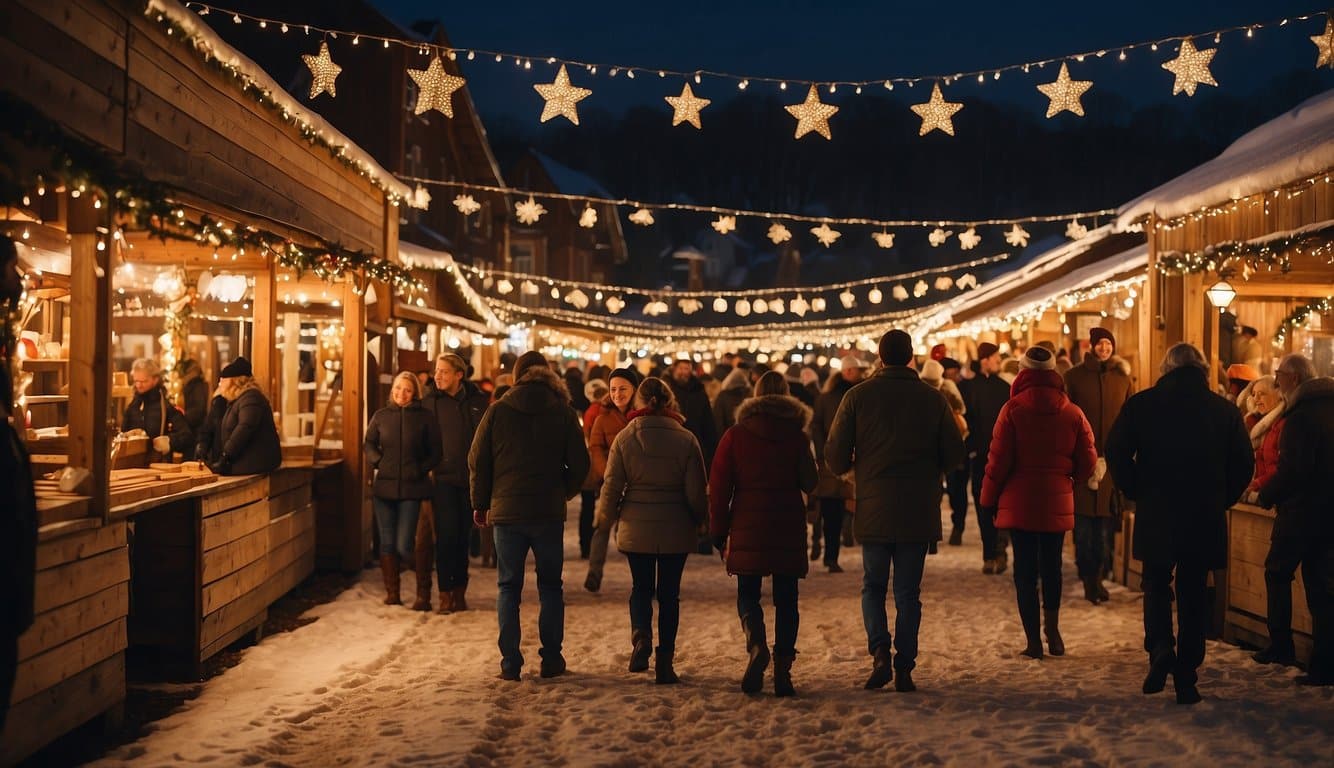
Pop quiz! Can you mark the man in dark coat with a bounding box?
[123,358,194,459]
[825,330,966,693]
[1256,376,1334,686]
[810,354,866,570]
[1105,343,1253,705]
[959,342,1012,573]
[712,365,752,436]
[470,351,590,681]
[666,359,717,468]
[423,353,491,613]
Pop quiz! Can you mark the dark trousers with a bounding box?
[432,483,472,591]
[578,490,597,558]
[817,497,845,566]
[626,553,688,654]
[1074,515,1115,582]
[737,574,800,656]
[1142,559,1209,686]
[1266,534,1334,679]
[946,462,970,532]
[970,456,1002,560]
[861,542,929,671]
[1011,530,1065,634]
[0,627,15,733]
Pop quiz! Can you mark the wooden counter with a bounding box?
[1225,503,1313,658]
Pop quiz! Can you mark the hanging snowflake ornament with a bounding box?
[1004,224,1030,247]
[892,284,910,301]
[409,56,467,117]
[579,206,598,228]
[453,194,482,215]
[605,295,626,313]
[956,273,979,289]
[515,196,547,225]
[872,231,896,249]
[534,64,593,124]
[563,289,589,309]
[496,279,514,295]
[868,287,883,304]
[712,215,737,235]
[958,227,981,250]
[520,280,539,295]
[645,299,670,316]
[678,298,703,315]
[928,227,953,247]
[303,41,343,99]
[412,185,432,209]
[934,276,955,291]
[713,296,728,313]
[629,208,655,226]
[1313,17,1334,69]
[790,295,810,317]
[913,280,929,298]
[767,223,793,244]
[735,299,752,317]
[482,276,494,290]
[1066,219,1089,240]
[810,296,827,313]
[811,223,841,247]
[839,289,856,309]
[1161,39,1218,97]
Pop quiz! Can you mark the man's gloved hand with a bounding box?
[473,509,489,528]
[207,453,232,475]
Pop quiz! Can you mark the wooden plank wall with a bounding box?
[1,521,130,764]
[1225,506,1314,658]
[197,477,271,663]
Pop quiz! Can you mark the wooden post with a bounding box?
[251,269,277,401]
[281,312,301,438]
[340,276,367,572]
[66,192,111,518]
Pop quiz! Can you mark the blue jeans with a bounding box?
[1074,516,1115,582]
[494,521,565,676]
[373,497,420,561]
[861,542,929,671]
[626,553,688,653]
[737,574,800,657]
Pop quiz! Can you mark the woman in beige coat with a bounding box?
[595,377,708,684]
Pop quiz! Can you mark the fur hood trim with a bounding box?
[720,367,751,392]
[1083,354,1132,377]
[1249,399,1285,448]
[735,394,812,428]
[501,365,571,413]
[1291,376,1334,409]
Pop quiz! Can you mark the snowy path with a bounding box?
[95,502,1332,767]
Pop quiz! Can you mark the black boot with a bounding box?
[864,645,893,690]
[654,647,679,684]
[1252,644,1297,666]
[1143,650,1175,694]
[740,611,770,694]
[1018,592,1043,660]
[1044,609,1065,657]
[773,653,795,697]
[894,668,916,693]
[629,628,652,673]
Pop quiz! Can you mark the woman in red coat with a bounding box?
[980,347,1097,659]
[710,372,818,696]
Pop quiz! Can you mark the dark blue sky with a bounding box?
[377,0,1328,125]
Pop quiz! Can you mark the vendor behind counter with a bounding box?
[123,358,194,460]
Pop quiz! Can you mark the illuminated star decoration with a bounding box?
[579,206,598,228]
[1036,63,1093,118]
[958,227,981,250]
[534,64,593,125]
[453,194,481,215]
[1005,224,1030,247]
[409,56,466,117]
[665,83,712,128]
[811,223,842,247]
[768,223,793,244]
[302,41,342,99]
[628,208,655,226]
[928,227,953,247]
[1066,219,1089,239]
[1313,18,1334,69]
[785,85,840,140]
[911,83,964,136]
[872,231,896,249]
[789,295,809,316]
[514,196,547,225]
[712,215,737,234]
[1161,39,1217,97]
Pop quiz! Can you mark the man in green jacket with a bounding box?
[826,330,966,694]
[470,351,590,681]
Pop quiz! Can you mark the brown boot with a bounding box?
[380,554,401,605]
[436,588,455,615]
[412,529,434,611]
[452,586,469,612]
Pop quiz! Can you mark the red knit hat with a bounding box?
[930,343,948,361]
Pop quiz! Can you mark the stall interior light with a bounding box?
[1205,279,1237,311]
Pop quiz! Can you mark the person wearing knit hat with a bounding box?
[930,343,948,362]
[1224,363,1261,403]
[1021,346,1056,371]
[219,356,252,379]
[1063,326,1134,604]
[512,350,549,382]
[958,341,1012,563]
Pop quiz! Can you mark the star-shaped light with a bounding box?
[712,215,737,234]
[579,206,598,228]
[785,85,840,140]
[665,83,711,129]
[789,295,810,317]
[1066,219,1089,239]
[629,208,655,226]
[1036,63,1093,118]
[768,223,792,244]
[409,57,466,117]
[958,227,981,250]
[872,231,896,249]
[303,41,342,99]
[1313,18,1334,69]
[453,194,481,215]
[911,83,964,136]
[534,64,592,124]
[1161,39,1217,97]
[928,227,953,247]
[515,196,547,225]
[811,223,841,247]
[679,298,703,315]
[1005,224,1030,247]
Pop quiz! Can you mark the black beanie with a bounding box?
[512,351,549,381]
[219,357,252,378]
[608,367,642,389]
[878,330,914,366]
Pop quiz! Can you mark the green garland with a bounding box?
[1274,296,1333,347]
[1156,231,1334,276]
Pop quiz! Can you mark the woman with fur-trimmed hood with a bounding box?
[710,371,818,696]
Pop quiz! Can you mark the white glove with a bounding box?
[1094,457,1107,482]
[1245,490,1259,505]
[152,435,172,454]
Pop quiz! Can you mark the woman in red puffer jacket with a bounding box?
[981,346,1097,660]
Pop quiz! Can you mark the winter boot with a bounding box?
[452,586,469,612]
[411,536,434,611]
[1019,599,1043,660]
[894,668,917,693]
[584,567,603,594]
[740,611,771,694]
[773,653,796,697]
[810,537,822,563]
[864,645,894,690]
[1083,577,1104,604]
[654,648,679,685]
[436,588,455,615]
[1143,650,1176,694]
[1096,580,1110,602]
[629,628,653,673]
[1252,644,1297,666]
[380,554,401,606]
[1044,609,1065,657]
[948,527,963,546]
[994,548,1008,575]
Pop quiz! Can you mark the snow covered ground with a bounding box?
[94,501,1332,767]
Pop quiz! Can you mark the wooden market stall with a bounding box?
[1117,88,1334,655]
[0,0,420,759]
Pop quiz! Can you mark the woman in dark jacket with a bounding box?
[981,347,1097,659]
[365,372,442,605]
[209,357,282,476]
[710,372,818,696]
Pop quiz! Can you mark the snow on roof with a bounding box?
[978,244,1147,321]
[1116,89,1334,228]
[531,151,613,198]
[397,241,505,331]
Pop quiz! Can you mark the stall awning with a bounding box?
[393,302,502,337]
[397,240,505,332]
[972,244,1147,321]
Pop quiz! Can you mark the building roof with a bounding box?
[530,151,613,198]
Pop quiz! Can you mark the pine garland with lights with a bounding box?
[1274,296,1333,347]
[1155,230,1334,276]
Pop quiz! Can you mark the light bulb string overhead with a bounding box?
[185,2,1326,91]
